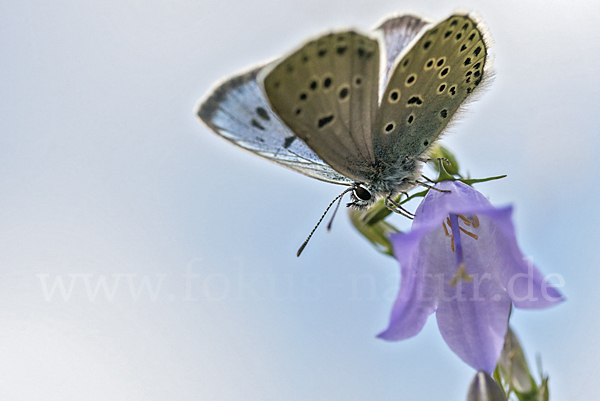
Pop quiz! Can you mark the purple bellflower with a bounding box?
[379,181,564,373]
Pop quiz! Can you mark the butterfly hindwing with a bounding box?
[374,14,431,95]
[373,13,489,166]
[197,66,352,184]
[262,31,380,182]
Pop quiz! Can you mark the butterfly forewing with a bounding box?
[262,32,380,182]
[198,12,491,205]
[197,66,352,184]
[373,14,489,165]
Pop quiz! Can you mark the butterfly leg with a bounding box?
[420,174,436,183]
[418,157,452,175]
[414,180,451,193]
[418,157,450,165]
[385,195,414,219]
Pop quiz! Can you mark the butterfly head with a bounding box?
[347,183,377,209]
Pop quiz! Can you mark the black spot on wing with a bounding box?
[283,136,296,148]
[251,119,265,130]
[317,115,334,128]
[357,48,374,59]
[407,96,423,105]
[256,107,270,121]
[339,87,349,99]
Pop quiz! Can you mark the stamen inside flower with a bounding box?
[459,226,478,240]
[442,219,455,252]
[442,214,480,285]
[458,214,480,228]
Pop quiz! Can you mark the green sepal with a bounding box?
[460,175,507,186]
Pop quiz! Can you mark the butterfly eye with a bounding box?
[353,185,372,201]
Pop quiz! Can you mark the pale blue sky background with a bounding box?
[1,0,599,399]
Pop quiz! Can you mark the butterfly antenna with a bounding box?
[326,192,345,231]
[297,187,353,257]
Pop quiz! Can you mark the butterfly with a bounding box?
[197,12,490,255]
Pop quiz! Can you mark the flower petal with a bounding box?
[412,181,495,232]
[475,207,565,308]
[416,181,564,309]
[381,179,563,373]
[436,277,511,373]
[378,228,439,340]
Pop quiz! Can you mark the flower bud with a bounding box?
[467,371,507,401]
[498,327,535,394]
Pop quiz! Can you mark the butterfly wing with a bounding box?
[261,31,380,182]
[373,13,490,165]
[373,14,431,96]
[197,66,352,185]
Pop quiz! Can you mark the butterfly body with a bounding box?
[333,155,420,208]
[197,12,490,211]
